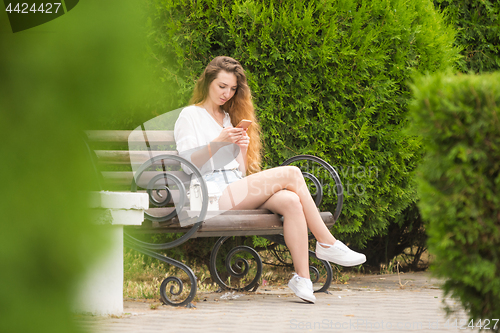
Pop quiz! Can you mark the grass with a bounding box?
[123,245,433,302]
[124,241,376,301]
[123,249,220,301]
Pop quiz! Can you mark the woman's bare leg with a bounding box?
[219,166,337,245]
[258,190,311,278]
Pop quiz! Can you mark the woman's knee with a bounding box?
[277,190,303,214]
[275,165,303,183]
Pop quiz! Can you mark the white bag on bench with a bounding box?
[188,178,222,211]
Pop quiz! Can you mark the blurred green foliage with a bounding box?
[409,72,500,322]
[0,1,150,332]
[433,0,500,73]
[142,0,459,248]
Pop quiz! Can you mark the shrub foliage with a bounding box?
[433,0,500,73]
[145,0,458,247]
[409,72,500,321]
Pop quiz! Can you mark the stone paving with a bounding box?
[76,272,481,333]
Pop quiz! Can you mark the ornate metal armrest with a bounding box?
[127,154,209,250]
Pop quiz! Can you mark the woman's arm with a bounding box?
[189,144,213,170]
[189,127,246,170]
[235,131,250,176]
[236,148,247,175]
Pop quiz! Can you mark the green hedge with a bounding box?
[433,0,500,73]
[145,0,458,248]
[409,72,500,322]
[0,1,148,332]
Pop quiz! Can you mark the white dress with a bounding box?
[174,105,241,176]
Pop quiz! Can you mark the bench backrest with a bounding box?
[84,130,189,191]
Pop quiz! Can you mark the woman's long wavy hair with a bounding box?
[190,56,262,174]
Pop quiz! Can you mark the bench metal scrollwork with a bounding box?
[209,236,263,292]
[126,154,207,307]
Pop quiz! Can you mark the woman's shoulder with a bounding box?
[179,104,202,117]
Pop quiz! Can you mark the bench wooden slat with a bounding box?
[130,211,334,238]
[146,208,275,218]
[95,150,179,165]
[86,130,174,144]
[102,171,191,187]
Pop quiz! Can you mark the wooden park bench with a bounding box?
[83,129,344,307]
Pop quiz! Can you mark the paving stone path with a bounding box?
[76,272,481,333]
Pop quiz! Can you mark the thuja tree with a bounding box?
[145,0,458,249]
[433,0,500,73]
[409,72,500,325]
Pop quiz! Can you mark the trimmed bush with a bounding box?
[145,0,459,248]
[0,1,148,332]
[433,0,500,73]
[409,72,500,322]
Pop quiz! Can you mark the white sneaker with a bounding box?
[288,273,316,303]
[316,240,366,267]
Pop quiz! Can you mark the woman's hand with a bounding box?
[235,130,249,175]
[214,127,245,144]
[235,130,250,151]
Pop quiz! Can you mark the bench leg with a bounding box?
[209,236,263,292]
[125,240,197,308]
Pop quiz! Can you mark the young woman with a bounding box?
[174,56,365,303]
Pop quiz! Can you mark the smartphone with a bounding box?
[236,119,252,130]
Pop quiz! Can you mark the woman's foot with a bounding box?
[315,241,366,267]
[288,273,316,303]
